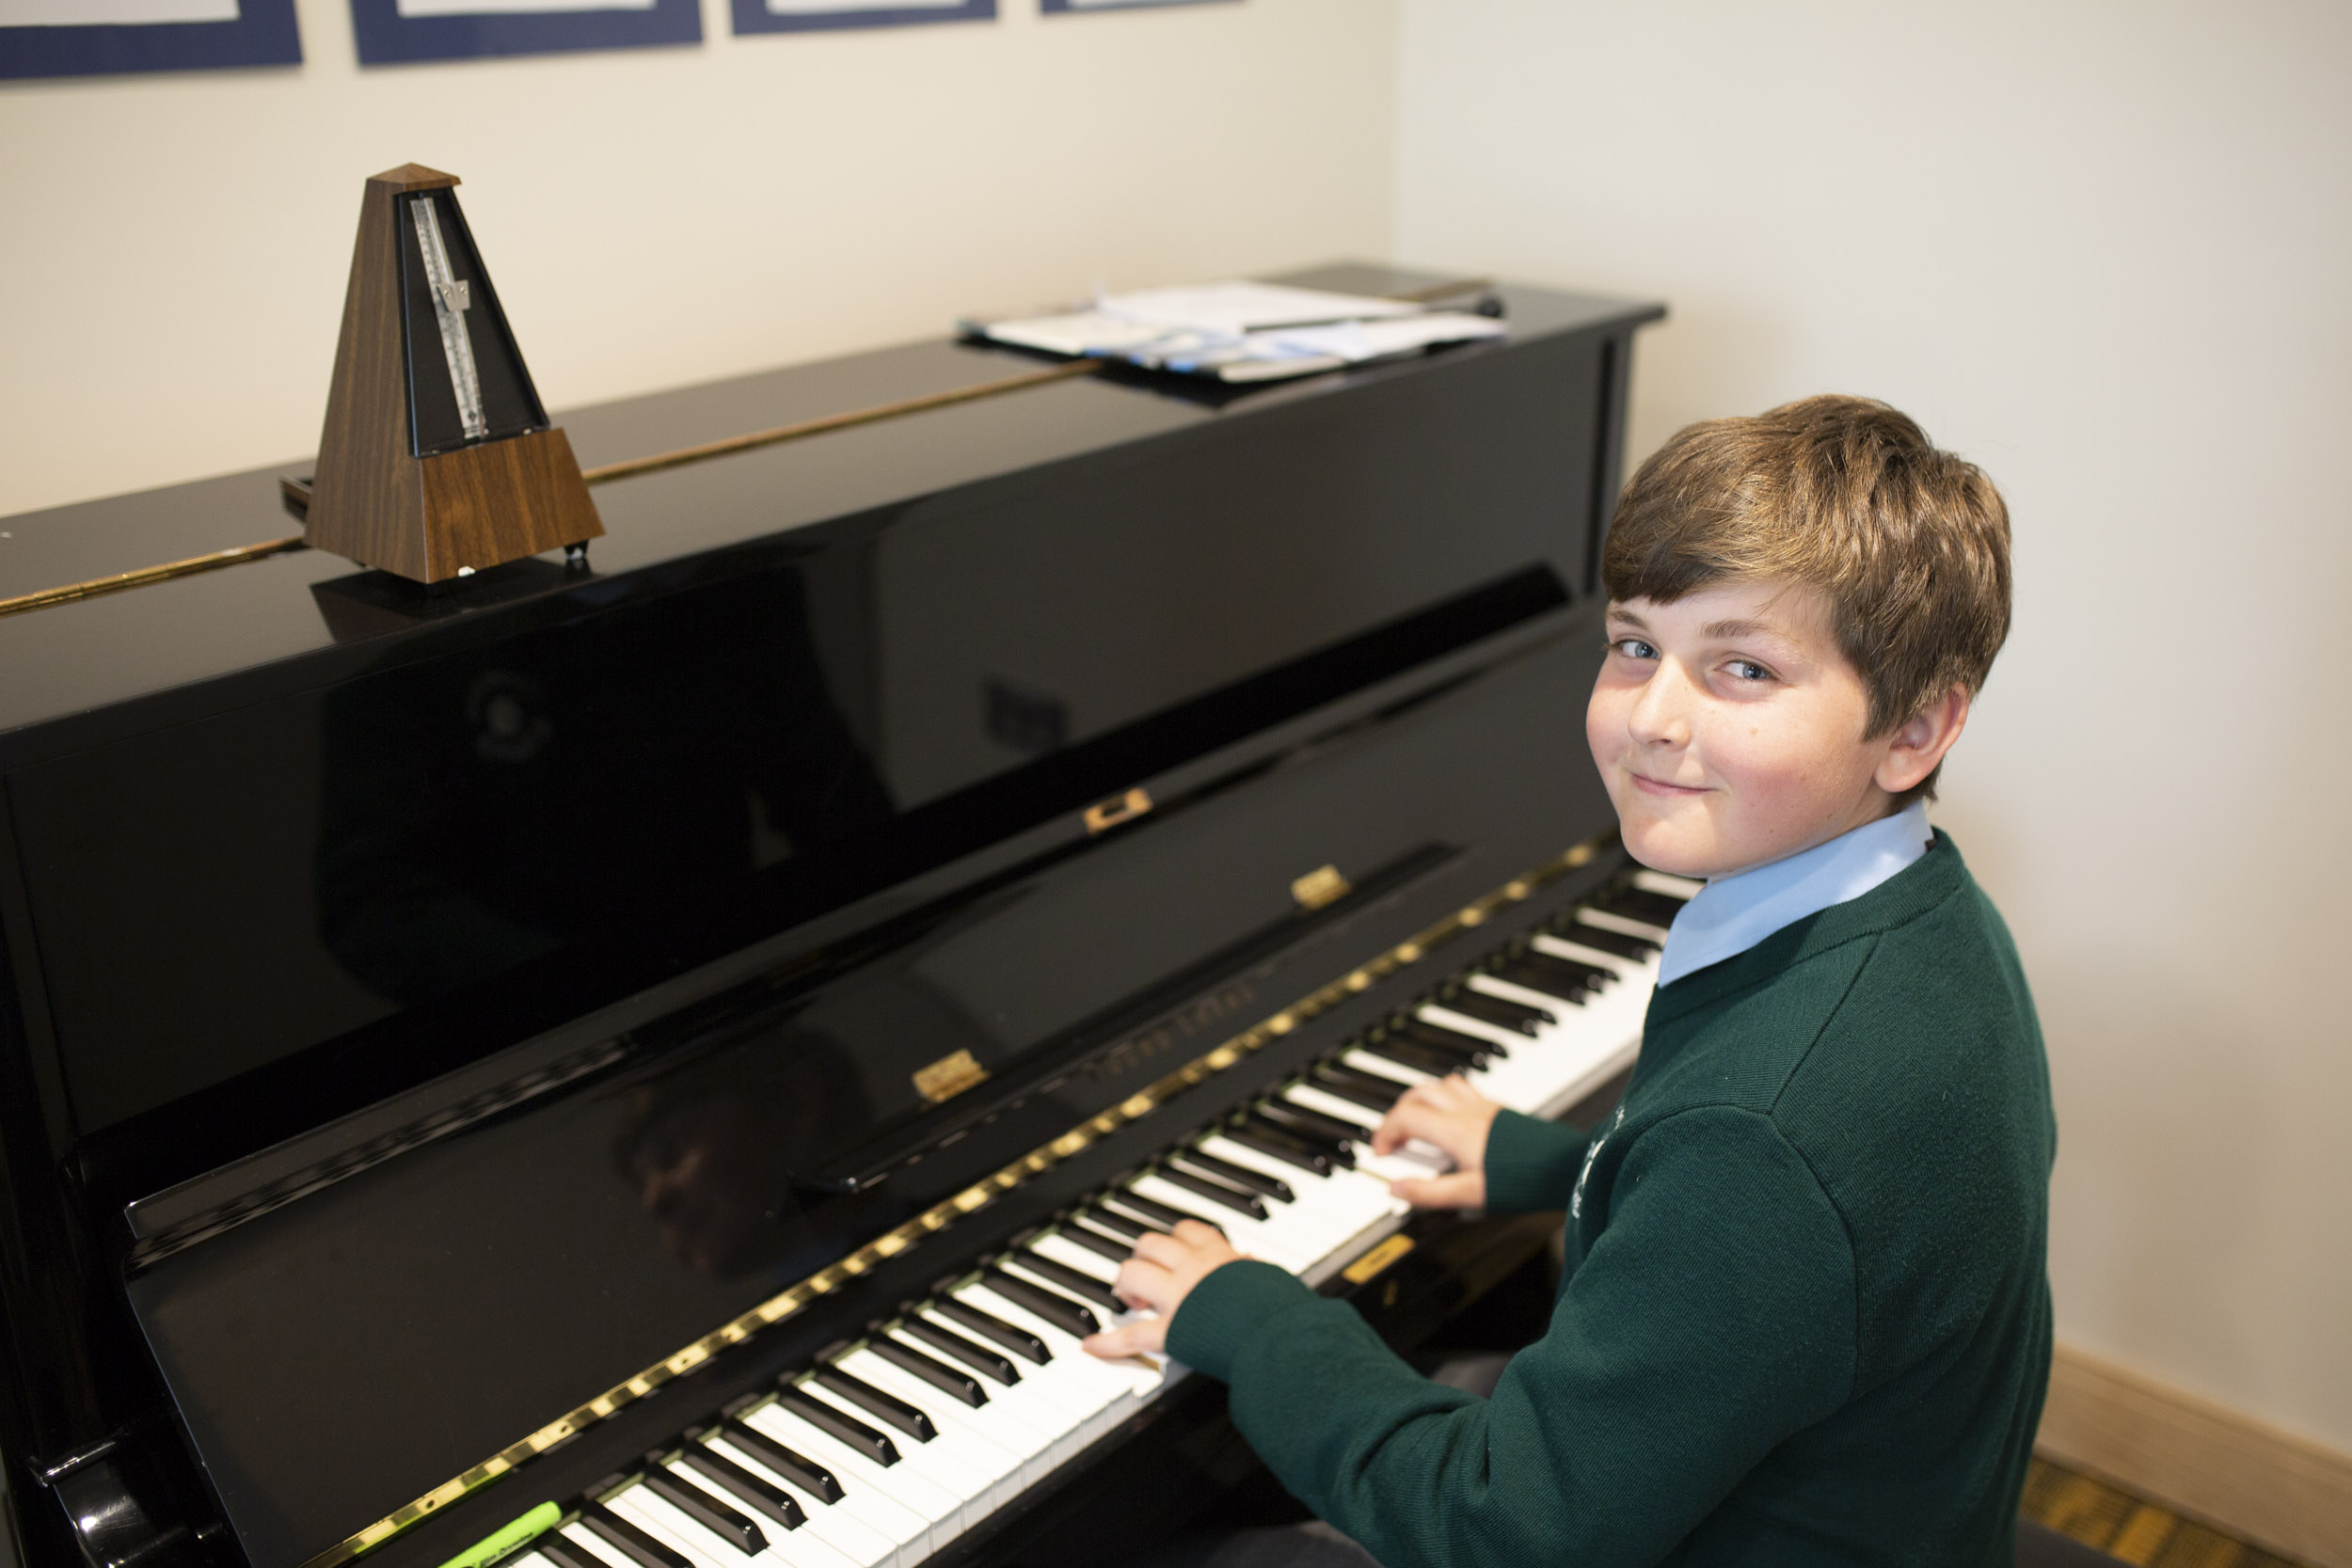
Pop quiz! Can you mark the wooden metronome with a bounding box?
[306,164,601,584]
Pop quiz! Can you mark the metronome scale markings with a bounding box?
[407,194,487,443]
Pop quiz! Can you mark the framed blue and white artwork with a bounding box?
[730,0,993,39]
[0,0,300,81]
[1040,0,1236,12]
[347,0,702,66]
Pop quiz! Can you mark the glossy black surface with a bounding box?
[0,264,1659,1568]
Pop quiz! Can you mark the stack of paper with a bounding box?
[961,279,1506,383]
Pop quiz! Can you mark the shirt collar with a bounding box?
[1655,799,1933,989]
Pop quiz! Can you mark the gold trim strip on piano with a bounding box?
[2,276,1493,623]
[0,535,310,620]
[0,364,1103,623]
[296,832,1612,1568]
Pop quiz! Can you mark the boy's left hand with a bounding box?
[1081,1219,1245,1359]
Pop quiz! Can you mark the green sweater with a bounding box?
[1168,833,2054,1565]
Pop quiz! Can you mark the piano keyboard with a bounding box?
[485,870,1695,1568]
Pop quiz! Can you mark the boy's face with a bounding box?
[1587,580,1959,879]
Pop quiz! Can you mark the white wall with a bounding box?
[0,0,1395,517]
[1397,0,2352,1453]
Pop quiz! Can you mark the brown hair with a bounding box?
[1602,394,2011,800]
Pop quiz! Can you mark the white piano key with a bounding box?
[1025,1232,1121,1284]
[1416,1003,1530,1053]
[699,1436,914,1568]
[912,1308,1115,1432]
[956,1283,1159,1399]
[1531,932,1631,974]
[835,1347,1052,1493]
[1279,1084,1380,1132]
[1342,1046,1432,1084]
[883,1326,1088,1471]
[1117,1178,1315,1271]
[1632,869,1704,899]
[612,1484,854,1568]
[1574,906,1669,942]
[741,1400,961,1548]
[793,1379,999,1523]
[1468,972,1584,1011]
[557,1523,636,1568]
[671,1449,898,1568]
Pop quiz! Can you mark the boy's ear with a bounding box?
[1876,683,1972,797]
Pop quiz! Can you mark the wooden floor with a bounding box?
[2025,1457,2307,1566]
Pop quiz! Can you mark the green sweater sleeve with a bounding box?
[1479,1108,1592,1214]
[1165,1106,1858,1567]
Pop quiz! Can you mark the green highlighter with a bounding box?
[435,1502,563,1568]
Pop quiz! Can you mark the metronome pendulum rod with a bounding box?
[409,195,488,442]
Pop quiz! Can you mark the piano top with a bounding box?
[0,265,1659,768]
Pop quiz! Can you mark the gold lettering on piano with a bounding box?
[1083,786,1152,834]
[1290,863,1351,910]
[914,1047,990,1103]
[295,828,1624,1568]
[1342,1233,1416,1285]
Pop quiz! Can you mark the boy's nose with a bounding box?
[1627,663,1694,748]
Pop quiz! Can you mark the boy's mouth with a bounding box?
[1627,770,1709,799]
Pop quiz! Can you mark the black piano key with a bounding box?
[866,1334,988,1407]
[1009,1249,1128,1311]
[1306,1064,1405,1116]
[1594,885,1687,928]
[897,1319,1020,1386]
[1080,1204,1166,1241]
[538,1533,612,1568]
[1497,952,1607,999]
[1255,1100,1368,1151]
[1152,1165,1270,1221]
[1175,1148,1294,1204]
[718,1418,845,1502]
[675,1441,809,1529]
[810,1366,937,1443]
[1437,989,1553,1036]
[576,1499,693,1568]
[772,1386,901,1466]
[1556,918,1659,959]
[1243,1111,1357,1171]
[932,1295,1052,1364]
[1056,1221,1137,1264]
[980,1265,1102,1338]
[1358,1033,1477,1078]
[640,1466,769,1553]
[1224,1118,1336,1177]
[1101,1188,1201,1231]
[1397,1016,1503,1062]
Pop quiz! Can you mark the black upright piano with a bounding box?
[0,266,1665,1568]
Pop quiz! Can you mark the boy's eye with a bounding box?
[1725,659,1773,682]
[1610,637,1657,660]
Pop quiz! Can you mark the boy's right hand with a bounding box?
[1372,1074,1502,1209]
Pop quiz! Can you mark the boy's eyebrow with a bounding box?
[1701,617,1790,641]
[1605,607,1650,628]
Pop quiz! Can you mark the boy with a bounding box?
[1084,395,2054,1564]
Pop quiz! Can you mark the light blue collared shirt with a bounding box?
[1655,800,1933,989]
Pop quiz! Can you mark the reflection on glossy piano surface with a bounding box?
[0,266,1663,1568]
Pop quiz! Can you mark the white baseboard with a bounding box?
[2037,1343,2352,1567]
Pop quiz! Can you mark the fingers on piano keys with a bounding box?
[506,873,1692,1568]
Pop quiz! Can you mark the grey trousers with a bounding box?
[1130,1353,1512,1568]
